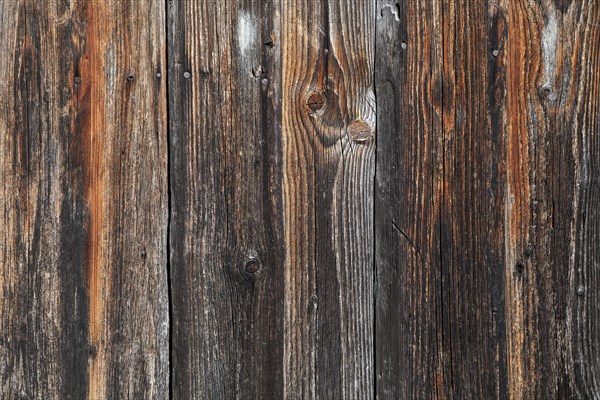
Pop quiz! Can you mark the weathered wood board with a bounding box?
[0,0,168,398]
[0,0,598,398]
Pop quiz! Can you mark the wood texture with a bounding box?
[281,1,375,399]
[1,0,599,398]
[375,0,600,398]
[374,0,447,398]
[501,0,600,397]
[167,1,285,398]
[168,0,375,398]
[0,1,168,398]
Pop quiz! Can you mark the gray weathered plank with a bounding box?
[168,0,285,398]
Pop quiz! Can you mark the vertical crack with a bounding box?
[372,1,378,398]
[164,0,173,398]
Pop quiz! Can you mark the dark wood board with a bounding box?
[0,0,598,398]
[167,0,285,398]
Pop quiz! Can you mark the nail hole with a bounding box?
[127,75,135,82]
[515,262,525,275]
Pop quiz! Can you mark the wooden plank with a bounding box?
[438,0,508,397]
[500,0,600,397]
[374,1,447,398]
[281,1,375,398]
[167,1,285,398]
[376,0,508,397]
[0,1,168,398]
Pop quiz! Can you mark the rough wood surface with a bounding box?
[375,0,600,398]
[1,0,599,398]
[0,1,168,398]
[281,1,375,399]
[375,1,456,397]
[167,0,285,398]
[500,0,600,397]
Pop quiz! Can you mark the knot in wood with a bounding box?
[244,258,261,274]
[347,120,374,143]
[307,92,326,112]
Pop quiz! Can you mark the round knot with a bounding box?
[244,259,261,274]
[347,120,374,143]
[307,92,326,112]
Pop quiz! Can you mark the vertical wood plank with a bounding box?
[376,0,509,397]
[375,0,446,398]
[500,0,600,397]
[439,0,508,397]
[168,0,285,398]
[281,1,375,398]
[0,0,168,398]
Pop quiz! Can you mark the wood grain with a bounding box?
[375,1,447,398]
[167,0,285,398]
[500,0,600,397]
[376,0,600,398]
[0,0,168,398]
[0,0,599,398]
[281,1,375,398]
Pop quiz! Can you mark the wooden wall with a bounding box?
[0,0,598,398]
